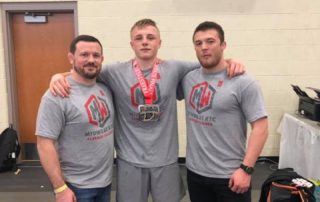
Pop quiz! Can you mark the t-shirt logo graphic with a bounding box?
[189,82,215,114]
[85,95,110,127]
[130,82,161,107]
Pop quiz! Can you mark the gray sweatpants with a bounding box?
[116,159,185,202]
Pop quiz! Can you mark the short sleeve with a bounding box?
[35,93,65,139]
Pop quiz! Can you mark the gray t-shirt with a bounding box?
[36,76,114,188]
[181,68,267,178]
[98,60,199,167]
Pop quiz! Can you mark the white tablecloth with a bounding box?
[278,113,320,179]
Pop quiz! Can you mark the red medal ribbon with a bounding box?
[133,59,159,105]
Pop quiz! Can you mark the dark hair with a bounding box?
[130,18,159,33]
[193,21,225,43]
[69,35,103,54]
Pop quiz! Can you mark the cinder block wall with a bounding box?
[1,0,320,157]
[0,1,9,130]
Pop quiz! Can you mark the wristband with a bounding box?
[54,184,68,194]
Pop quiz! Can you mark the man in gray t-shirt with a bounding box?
[36,35,114,202]
[180,21,268,202]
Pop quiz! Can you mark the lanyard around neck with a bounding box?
[133,59,159,105]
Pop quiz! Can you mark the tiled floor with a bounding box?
[0,159,278,202]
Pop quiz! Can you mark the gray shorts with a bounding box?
[116,159,185,202]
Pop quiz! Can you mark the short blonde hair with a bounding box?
[130,18,159,33]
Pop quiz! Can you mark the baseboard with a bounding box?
[257,156,279,163]
[21,156,279,166]
[178,157,185,164]
[178,156,279,164]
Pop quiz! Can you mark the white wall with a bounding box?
[1,0,320,157]
[0,6,9,130]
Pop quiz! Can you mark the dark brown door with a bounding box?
[11,13,74,144]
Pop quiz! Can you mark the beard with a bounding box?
[198,52,223,70]
[73,63,101,80]
[199,58,219,69]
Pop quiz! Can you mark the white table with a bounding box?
[278,113,320,179]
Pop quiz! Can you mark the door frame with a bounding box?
[1,2,78,133]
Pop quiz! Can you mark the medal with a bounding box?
[138,104,160,121]
[133,59,160,121]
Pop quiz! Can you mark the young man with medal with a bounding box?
[49,19,245,202]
